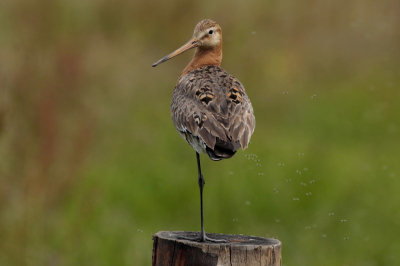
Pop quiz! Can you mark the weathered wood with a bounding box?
[152,231,282,266]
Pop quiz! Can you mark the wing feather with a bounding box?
[171,66,255,154]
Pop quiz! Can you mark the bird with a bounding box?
[152,19,255,242]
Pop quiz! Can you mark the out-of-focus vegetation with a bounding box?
[1,0,399,265]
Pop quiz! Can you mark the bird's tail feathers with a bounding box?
[206,137,241,161]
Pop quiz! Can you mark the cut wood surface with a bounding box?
[152,231,282,266]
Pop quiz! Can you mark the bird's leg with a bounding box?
[179,152,227,243]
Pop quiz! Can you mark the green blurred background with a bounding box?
[1,0,399,265]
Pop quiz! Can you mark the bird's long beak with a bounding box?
[152,38,199,67]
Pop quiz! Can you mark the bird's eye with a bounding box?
[209,29,214,35]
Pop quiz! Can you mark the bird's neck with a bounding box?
[180,44,223,78]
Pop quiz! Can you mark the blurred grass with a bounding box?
[1,0,400,265]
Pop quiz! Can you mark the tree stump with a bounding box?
[152,231,282,266]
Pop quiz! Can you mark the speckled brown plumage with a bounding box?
[153,19,255,161]
[171,65,255,161]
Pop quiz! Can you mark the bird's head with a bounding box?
[152,19,222,67]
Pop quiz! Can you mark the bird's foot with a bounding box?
[178,232,228,243]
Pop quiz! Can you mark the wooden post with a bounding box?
[152,231,282,266]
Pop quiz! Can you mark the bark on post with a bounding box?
[152,231,282,266]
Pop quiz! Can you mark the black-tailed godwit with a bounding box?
[152,19,255,242]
